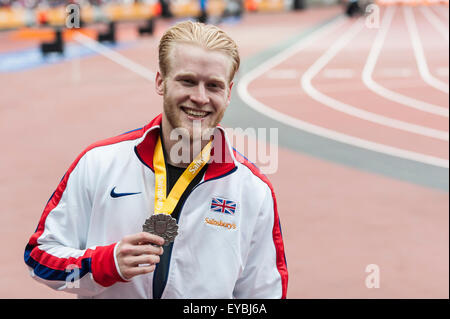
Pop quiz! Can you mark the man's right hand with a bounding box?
[116,232,165,280]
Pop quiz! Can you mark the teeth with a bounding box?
[183,108,208,117]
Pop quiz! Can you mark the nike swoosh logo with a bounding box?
[110,186,141,198]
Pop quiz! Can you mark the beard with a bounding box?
[162,96,226,144]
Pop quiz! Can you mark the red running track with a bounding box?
[247,6,449,163]
[0,5,448,299]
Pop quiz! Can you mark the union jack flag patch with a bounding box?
[210,197,237,215]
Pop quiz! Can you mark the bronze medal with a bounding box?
[144,136,210,247]
[143,214,178,246]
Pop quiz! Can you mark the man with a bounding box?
[24,21,288,298]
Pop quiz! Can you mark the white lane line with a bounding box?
[379,67,413,78]
[362,6,449,118]
[73,32,156,82]
[322,68,355,79]
[437,67,449,77]
[420,6,449,42]
[237,18,449,168]
[301,18,448,141]
[266,69,299,79]
[432,4,449,20]
[238,17,347,87]
[404,6,449,94]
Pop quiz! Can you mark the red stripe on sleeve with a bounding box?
[233,151,289,299]
[28,127,145,247]
[25,126,150,287]
[30,246,94,271]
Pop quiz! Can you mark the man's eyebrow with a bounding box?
[175,73,227,84]
[208,76,227,84]
[175,72,196,78]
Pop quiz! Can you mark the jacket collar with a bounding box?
[135,113,237,181]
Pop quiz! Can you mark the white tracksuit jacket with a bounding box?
[24,114,288,298]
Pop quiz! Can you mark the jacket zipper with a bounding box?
[157,165,238,298]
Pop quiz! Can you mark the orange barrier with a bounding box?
[0,7,30,29]
[34,7,65,26]
[154,2,162,16]
[103,3,157,21]
[5,0,445,30]
[10,27,97,42]
[168,0,284,17]
[245,0,258,11]
[245,0,285,12]
[0,3,159,30]
[208,0,227,16]
[258,0,285,11]
[169,0,201,17]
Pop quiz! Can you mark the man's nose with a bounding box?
[190,84,209,105]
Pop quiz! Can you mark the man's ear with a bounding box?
[227,81,234,105]
[155,71,164,96]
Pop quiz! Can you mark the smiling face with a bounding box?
[156,43,234,147]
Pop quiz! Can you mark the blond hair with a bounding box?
[158,21,240,82]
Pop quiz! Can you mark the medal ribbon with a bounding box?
[153,135,212,215]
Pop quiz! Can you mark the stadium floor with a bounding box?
[0,4,448,298]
